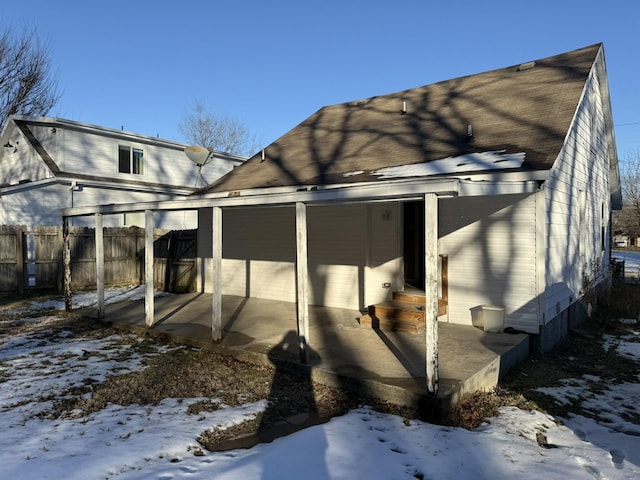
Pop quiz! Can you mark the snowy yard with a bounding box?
[1,288,640,479]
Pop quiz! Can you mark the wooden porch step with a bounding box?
[392,291,448,317]
[393,291,426,303]
[368,300,426,322]
[359,291,448,334]
[359,313,425,334]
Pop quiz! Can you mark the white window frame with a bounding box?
[118,145,145,175]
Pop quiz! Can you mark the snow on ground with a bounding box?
[1,289,640,479]
[0,285,165,316]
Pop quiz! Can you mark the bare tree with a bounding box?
[0,27,61,125]
[614,149,640,238]
[179,100,259,157]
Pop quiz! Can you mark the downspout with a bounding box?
[68,181,82,209]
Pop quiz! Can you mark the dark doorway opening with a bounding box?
[403,201,425,290]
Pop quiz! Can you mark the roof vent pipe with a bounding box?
[517,61,536,71]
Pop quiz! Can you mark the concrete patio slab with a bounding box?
[80,292,529,416]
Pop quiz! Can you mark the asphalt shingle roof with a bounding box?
[204,44,601,193]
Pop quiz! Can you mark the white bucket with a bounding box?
[470,305,505,333]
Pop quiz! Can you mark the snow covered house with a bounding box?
[0,115,245,229]
[61,44,621,380]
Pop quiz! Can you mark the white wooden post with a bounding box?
[425,193,439,394]
[295,202,310,364]
[95,213,105,319]
[211,206,223,342]
[145,210,155,327]
[62,217,72,312]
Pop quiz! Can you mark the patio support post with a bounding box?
[95,213,105,319]
[144,210,155,327]
[63,216,72,312]
[211,206,222,342]
[424,193,439,394]
[295,202,310,364]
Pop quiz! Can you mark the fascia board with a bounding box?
[61,176,541,218]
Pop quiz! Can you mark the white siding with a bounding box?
[221,206,296,302]
[439,193,539,332]
[53,126,198,187]
[542,67,612,323]
[199,204,399,311]
[0,184,67,226]
[366,203,402,306]
[308,204,367,309]
[0,183,196,229]
[0,127,51,185]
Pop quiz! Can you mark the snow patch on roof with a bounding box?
[370,150,526,179]
[342,170,365,177]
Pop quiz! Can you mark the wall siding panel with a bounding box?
[203,204,380,310]
[542,68,612,324]
[366,203,402,306]
[308,204,367,310]
[439,193,539,332]
[221,206,296,302]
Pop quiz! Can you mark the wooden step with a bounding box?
[392,291,426,303]
[392,292,447,316]
[359,291,449,333]
[368,300,425,322]
[358,314,425,334]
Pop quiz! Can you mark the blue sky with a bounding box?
[6,1,640,158]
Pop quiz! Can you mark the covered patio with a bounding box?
[61,176,538,405]
[82,291,530,414]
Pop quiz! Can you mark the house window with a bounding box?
[118,145,144,174]
[124,212,144,227]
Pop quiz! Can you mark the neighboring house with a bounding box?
[0,115,245,229]
[62,43,621,357]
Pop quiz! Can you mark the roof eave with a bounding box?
[62,175,542,219]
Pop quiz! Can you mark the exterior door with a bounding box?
[403,201,425,290]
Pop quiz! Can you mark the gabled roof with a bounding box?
[204,44,603,194]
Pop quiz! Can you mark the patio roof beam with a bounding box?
[60,177,542,219]
[59,179,462,217]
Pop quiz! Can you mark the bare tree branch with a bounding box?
[614,149,640,238]
[0,27,61,125]
[178,100,259,157]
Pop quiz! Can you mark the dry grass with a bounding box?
[23,317,416,448]
[449,282,640,429]
[4,281,639,447]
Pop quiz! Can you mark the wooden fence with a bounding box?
[0,225,197,295]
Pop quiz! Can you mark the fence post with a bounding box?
[95,214,105,319]
[63,217,72,312]
[15,227,24,295]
